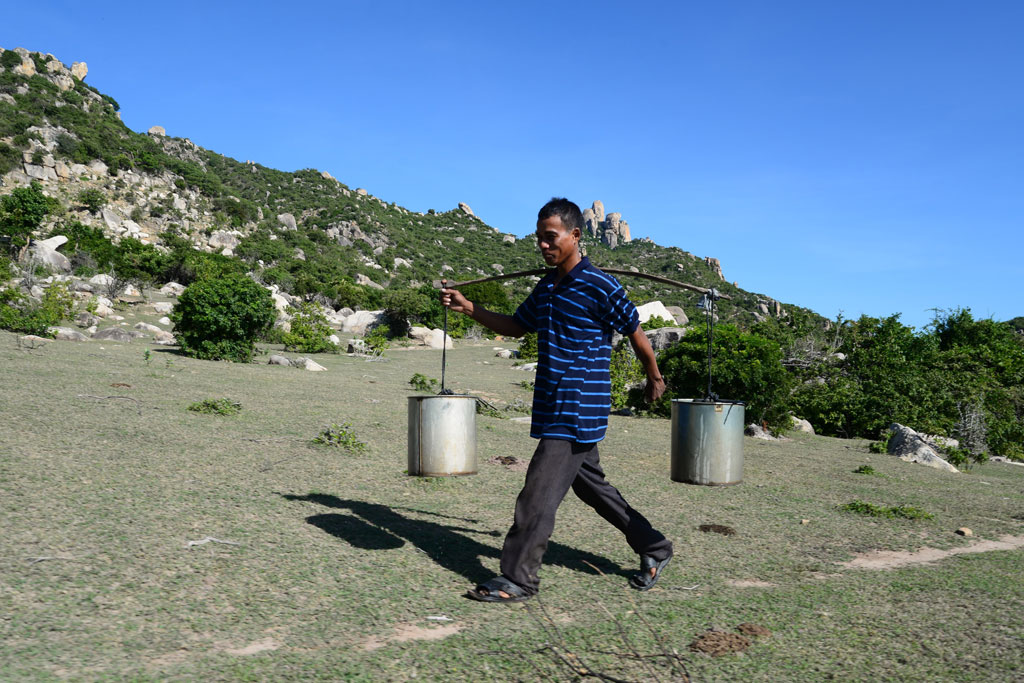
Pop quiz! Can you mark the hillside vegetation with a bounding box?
[1,46,1022,457]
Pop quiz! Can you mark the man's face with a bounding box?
[535,215,580,269]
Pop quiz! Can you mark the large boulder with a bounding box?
[153,330,176,345]
[408,326,432,345]
[293,357,327,372]
[636,301,676,325]
[152,301,174,315]
[342,310,385,336]
[134,322,162,334]
[159,282,185,297]
[268,354,292,366]
[277,213,297,231]
[791,417,815,434]
[49,326,89,342]
[887,423,959,473]
[665,305,689,326]
[30,236,71,272]
[425,328,453,350]
[645,327,688,351]
[93,327,133,342]
[208,230,241,251]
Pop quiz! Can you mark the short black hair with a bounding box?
[538,197,583,233]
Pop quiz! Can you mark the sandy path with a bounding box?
[839,534,1024,570]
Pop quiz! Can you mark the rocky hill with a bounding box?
[0,45,820,329]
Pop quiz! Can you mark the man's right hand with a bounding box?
[440,281,473,316]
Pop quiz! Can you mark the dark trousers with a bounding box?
[499,438,673,594]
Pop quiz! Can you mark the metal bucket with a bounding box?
[407,395,477,476]
[670,399,744,485]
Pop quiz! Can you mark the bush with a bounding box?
[0,51,22,69]
[0,142,20,176]
[0,283,72,336]
[610,343,644,410]
[170,274,276,362]
[409,373,438,393]
[282,301,337,354]
[381,288,431,337]
[518,332,538,360]
[187,398,241,416]
[312,422,367,453]
[655,323,793,433]
[641,315,676,330]
[0,182,51,255]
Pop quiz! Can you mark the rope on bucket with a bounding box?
[697,288,721,401]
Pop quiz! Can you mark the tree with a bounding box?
[0,182,50,257]
[170,275,276,362]
[76,188,106,214]
[282,301,337,354]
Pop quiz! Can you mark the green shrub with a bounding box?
[853,465,879,475]
[610,343,644,410]
[187,398,241,416]
[518,332,538,360]
[0,142,20,175]
[170,274,276,362]
[312,422,367,453]
[381,288,431,337]
[409,373,438,393]
[839,500,933,520]
[642,315,677,330]
[364,325,390,354]
[0,182,51,254]
[655,323,793,433]
[282,301,337,354]
[0,51,23,69]
[0,283,71,336]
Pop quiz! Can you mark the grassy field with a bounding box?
[2,303,1023,681]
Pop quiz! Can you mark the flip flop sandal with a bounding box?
[467,576,531,603]
[629,554,672,591]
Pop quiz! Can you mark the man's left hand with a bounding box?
[645,376,666,403]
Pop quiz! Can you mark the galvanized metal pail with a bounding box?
[407,395,477,476]
[670,399,744,485]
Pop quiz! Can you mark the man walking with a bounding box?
[440,197,673,602]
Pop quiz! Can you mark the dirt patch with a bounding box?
[737,623,772,637]
[362,622,463,651]
[699,524,736,536]
[839,534,1024,570]
[690,631,751,657]
[488,455,529,472]
[725,579,776,588]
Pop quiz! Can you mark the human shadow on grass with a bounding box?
[281,493,628,585]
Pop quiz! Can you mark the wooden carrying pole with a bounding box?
[441,267,731,300]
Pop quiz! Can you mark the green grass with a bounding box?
[840,500,935,520]
[187,397,242,416]
[1,309,1022,681]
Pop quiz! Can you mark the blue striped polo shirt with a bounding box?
[513,257,640,443]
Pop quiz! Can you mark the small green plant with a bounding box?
[943,445,986,470]
[312,422,367,453]
[519,379,535,391]
[364,326,390,354]
[641,315,677,330]
[476,400,503,419]
[76,188,106,214]
[409,373,438,393]
[853,465,879,475]
[517,332,538,361]
[187,398,241,416]
[868,435,890,454]
[839,500,933,520]
[281,301,338,354]
[143,348,152,365]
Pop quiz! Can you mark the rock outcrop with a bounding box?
[887,423,959,473]
[584,201,632,247]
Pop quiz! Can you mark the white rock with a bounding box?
[158,317,171,326]
[408,326,432,344]
[328,334,340,346]
[94,303,114,318]
[636,301,676,325]
[297,358,327,372]
[153,330,176,345]
[342,310,385,336]
[496,349,516,359]
[49,326,89,342]
[135,322,162,334]
[93,327,133,342]
[268,354,292,366]
[745,424,778,440]
[426,329,453,350]
[791,417,815,434]
[887,423,959,473]
[645,327,688,351]
[90,274,114,287]
[152,301,174,315]
[277,213,297,231]
[159,281,185,297]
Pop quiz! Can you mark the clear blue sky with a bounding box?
[5,1,1022,328]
